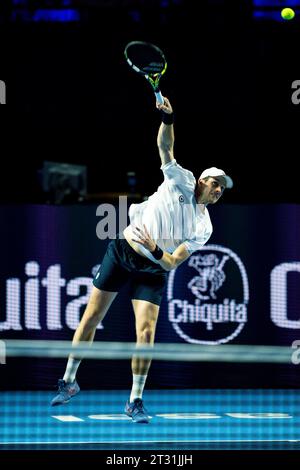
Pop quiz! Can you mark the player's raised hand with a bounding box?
[156,96,173,114]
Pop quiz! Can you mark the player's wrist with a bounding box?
[151,244,164,260]
[161,110,174,125]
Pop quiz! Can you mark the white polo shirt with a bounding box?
[127,159,213,263]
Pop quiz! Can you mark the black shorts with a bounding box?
[93,235,168,306]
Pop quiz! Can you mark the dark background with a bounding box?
[1,0,300,205]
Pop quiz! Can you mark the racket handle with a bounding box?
[155,91,164,105]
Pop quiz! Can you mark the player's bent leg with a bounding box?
[125,299,160,423]
[51,287,117,406]
[72,287,117,344]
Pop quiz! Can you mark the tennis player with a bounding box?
[51,96,233,423]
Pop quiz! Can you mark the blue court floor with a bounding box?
[0,389,300,450]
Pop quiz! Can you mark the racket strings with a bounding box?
[124,41,167,98]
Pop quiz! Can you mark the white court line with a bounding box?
[1,439,300,445]
[52,416,84,422]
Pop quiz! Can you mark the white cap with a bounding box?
[199,167,233,189]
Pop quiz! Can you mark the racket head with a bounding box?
[124,41,167,78]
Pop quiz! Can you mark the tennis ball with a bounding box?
[281,7,295,20]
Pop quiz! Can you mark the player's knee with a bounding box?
[139,323,155,344]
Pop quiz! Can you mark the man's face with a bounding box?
[199,177,225,204]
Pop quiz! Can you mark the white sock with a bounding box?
[130,374,147,402]
[63,357,81,383]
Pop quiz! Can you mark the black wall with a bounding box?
[1,1,300,204]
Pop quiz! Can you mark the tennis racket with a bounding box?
[124,41,167,104]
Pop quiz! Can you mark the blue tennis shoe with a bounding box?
[125,398,150,423]
[51,379,80,406]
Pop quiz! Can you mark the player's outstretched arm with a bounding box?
[156,96,175,166]
[157,243,190,271]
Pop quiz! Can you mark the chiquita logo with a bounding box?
[166,245,249,344]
